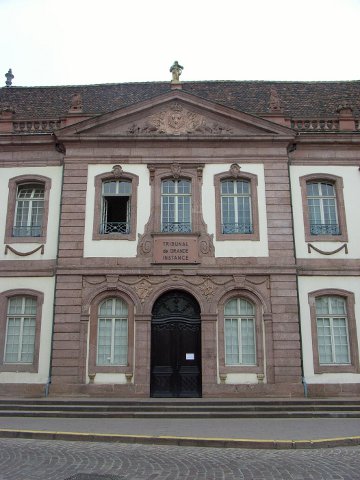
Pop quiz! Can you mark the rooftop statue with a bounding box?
[170,61,183,83]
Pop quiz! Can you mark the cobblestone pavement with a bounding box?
[0,438,360,480]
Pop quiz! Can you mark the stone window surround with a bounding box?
[299,173,348,243]
[4,175,52,244]
[88,290,134,375]
[214,169,259,241]
[218,289,264,375]
[146,163,205,234]
[0,289,44,373]
[308,289,360,374]
[92,170,139,241]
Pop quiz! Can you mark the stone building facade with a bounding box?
[1,76,360,398]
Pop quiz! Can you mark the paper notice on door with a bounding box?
[186,353,195,360]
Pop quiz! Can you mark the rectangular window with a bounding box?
[97,298,128,366]
[97,318,128,365]
[161,179,192,233]
[221,180,252,234]
[316,296,350,365]
[224,298,256,366]
[307,182,339,236]
[101,180,131,234]
[4,296,36,364]
[13,184,44,237]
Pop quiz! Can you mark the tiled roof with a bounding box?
[1,80,360,119]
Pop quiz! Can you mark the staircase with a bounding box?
[0,398,360,418]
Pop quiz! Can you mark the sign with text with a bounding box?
[153,236,199,264]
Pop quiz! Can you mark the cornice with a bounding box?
[295,132,360,143]
[56,134,296,144]
[0,133,54,146]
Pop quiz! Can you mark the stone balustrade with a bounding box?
[9,117,359,134]
[290,119,339,131]
[12,119,61,133]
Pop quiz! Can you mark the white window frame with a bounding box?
[220,179,252,234]
[4,296,37,364]
[14,183,45,237]
[224,298,256,366]
[101,180,132,234]
[161,179,192,233]
[306,181,339,235]
[96,298,128,366]
[316,296,350,365]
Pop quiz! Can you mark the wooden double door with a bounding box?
[150,291,202,397]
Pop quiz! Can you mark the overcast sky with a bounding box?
[1,0,360,87]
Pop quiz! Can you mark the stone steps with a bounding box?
[0,398,360,418]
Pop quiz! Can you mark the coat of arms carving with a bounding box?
[127,102,233,136]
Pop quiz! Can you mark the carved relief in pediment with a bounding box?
[127,102,233,136]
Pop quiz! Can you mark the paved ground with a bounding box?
[1,416,360,441]
[0,437,359,480]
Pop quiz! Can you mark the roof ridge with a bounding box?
[3,79,360,89]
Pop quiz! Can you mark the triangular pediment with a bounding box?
[57,90,293,138]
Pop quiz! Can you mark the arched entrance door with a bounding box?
[151,290,202,397]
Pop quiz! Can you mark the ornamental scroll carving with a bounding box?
[127,102,233,136]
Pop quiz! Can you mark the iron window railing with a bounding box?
[310,224,340,235]
[100,222,130,234]
[222,223,253,234]
[161,222,192,233]
[12,225,42,237]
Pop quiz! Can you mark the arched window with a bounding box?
[92,170,139,241]
[224,297,256,365]
[0,290,43,372]
[309,289,359,373]
[5,175,52,243]
[4,296,37,363]
[88,292,134,375]
[13,183,45,237]
[315,295,349,365]
[161,179,192,233]
[97,298,128,366]
[299,174,347,242]
[306,181,339,236]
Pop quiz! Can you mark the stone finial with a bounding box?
[1,104,15,114]
[269,86,283,112]
[336,101,353,113]
[5,69,14,87]
[68,93,83,112]
[336,101,355,131]
[170,61,183,83]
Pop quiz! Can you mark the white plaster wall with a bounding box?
[92,373,128,384]
[0,166,63,260]
[223,373,259,384]
[202,164,269,257]
[0,276,55,384]
[290,166,360,259]
[298,276,360,384]
[84,165,150,258]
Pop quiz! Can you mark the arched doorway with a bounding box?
[150,290,202,397]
